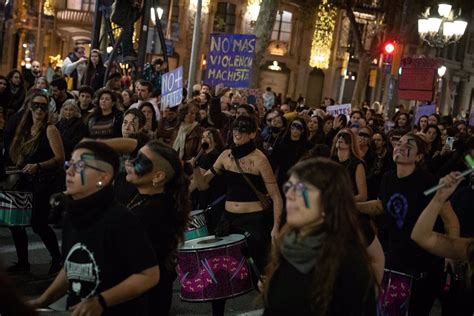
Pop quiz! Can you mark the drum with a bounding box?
[0,191,33,226]
[177,234,253,302]
[379,269,413,316]
[184,210,209,241]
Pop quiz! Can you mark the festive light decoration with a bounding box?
[309,0,337,69]
[49,54,63,68]
[43,0,54,16]
[246,0,261,26]
[189,0,210,14]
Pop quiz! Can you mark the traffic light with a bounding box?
[383,41,396,55]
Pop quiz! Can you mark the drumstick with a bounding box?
[423,155,474,196]
[242,247,263,282]
[5,169,23,175]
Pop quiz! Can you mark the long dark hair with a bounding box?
[208,97,223,128]
[262,158,373,315]
[138,101,158,131]
[84,49,105,86]
[10,90,50,166]
[146,140,191,269]
[423,124,442,156]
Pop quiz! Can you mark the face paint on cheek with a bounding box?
[79,153,97,186]
[407,139,417,157]
[303,191,310,209]
[132,152,154,176]
[80,170,85,186]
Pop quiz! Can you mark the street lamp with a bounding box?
[418,3,468,47]
[438,65,447,77]
[149,5,169,72]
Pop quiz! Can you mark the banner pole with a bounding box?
[187,0,202,100]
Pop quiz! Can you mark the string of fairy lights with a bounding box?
[309,0,337,69]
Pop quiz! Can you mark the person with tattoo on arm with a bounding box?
[191,115,283,316]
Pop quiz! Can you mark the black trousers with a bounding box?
[408,269,444,316]
[220,210,272,276]
[9,176,61,264]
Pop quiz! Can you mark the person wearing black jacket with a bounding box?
[30,141,159,315]
[81,49,106,92]
[57,100,89,160]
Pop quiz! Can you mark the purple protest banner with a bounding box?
[414,104,436,126]
[204,33,256,88]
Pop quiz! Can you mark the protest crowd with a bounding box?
[0,45,473,316]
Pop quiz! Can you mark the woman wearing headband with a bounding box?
[125,140,191,315]
[30,141,159,315]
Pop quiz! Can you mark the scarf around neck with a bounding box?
[173,121,198,159]
[280,230,327,274]
[231,141,256,159]
[66,185,115,229]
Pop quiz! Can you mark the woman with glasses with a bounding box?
[271,118,310,189]
[31,141,160,315]
[7,90,64,273]
[262,158,377,315]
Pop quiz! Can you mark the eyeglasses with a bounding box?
[337,132,351,142]
[64,160,107,173]
[282,181,309,197]
[31,102,48,111]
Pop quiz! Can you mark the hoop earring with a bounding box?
[96,181,103,188]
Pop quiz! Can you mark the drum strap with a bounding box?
[232,157,271,209]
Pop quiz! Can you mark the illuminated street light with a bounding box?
[418,2,468,47]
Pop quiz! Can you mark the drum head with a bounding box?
[180,234,245,250]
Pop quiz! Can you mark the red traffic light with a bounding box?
[383,42,396,55]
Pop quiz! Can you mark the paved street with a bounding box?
[0,227,263,315]
[1,228,444,315]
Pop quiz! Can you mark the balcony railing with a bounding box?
[57,9,94,25]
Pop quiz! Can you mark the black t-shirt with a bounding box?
[62,202,157,315]
[130,193,179,314]
[264,247,376,316]
[378,169,444,274]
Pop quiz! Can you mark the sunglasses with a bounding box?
[31,102,48,111]
[337,132,351,142]
[291,123,304,131]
